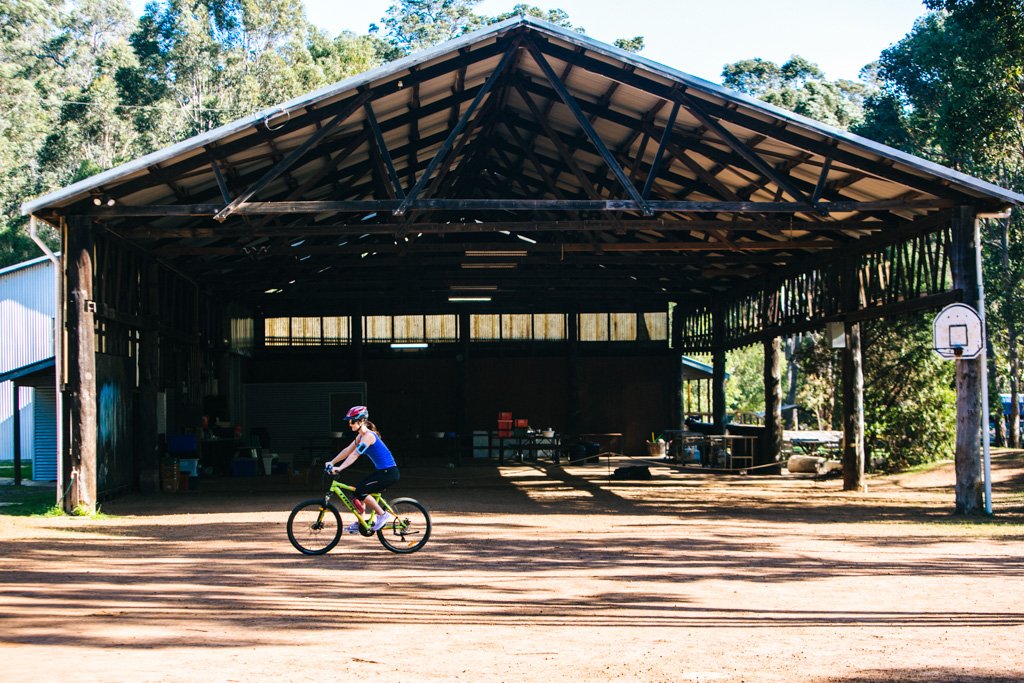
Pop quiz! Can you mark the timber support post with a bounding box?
[671,306,684,431]
[841,255,866,491]
[762,288,783,465]
[458,311,471,466]
[567,310,581,438]
[65,215,97,513]
[138,261,160,492]
[951,205,984,514]
[352,305,364,382]
[712,302,727,434]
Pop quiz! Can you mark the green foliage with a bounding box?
[725,344,765,416]
[375,2,641,57]
[374,0,486,55]
[613,36,644,53]
[489,3,581,31]
[722,55,870,129]
[0,460,33,479]
[865,2,1024,168]
[793,333,841,431]
[862,313,956,471]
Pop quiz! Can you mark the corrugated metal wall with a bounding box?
[32,386,57,481]
[0,256,56,471]
[0,256,56,371]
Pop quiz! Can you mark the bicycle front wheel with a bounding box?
[287,500,342,555]
[378,498,431,554]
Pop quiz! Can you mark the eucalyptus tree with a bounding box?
[374,1,643,57]
[2,0,135,263]
[0,0,60,263]
[373,0,486,55]
[36,0,140,191]
[488,3,582,31]
[722,55,870,130]
[862,0,1024,170]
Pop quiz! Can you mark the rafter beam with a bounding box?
[673,91,815,210]
[213,91,373,221]
[93,197,955,218]
[395,36,521,216]
[641,101,680,200]
[525,37,652,215]
[363,101,405,199]
[156,239,835,257]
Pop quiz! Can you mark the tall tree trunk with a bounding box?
[65,216,97,514]
[785,335,799,429]
[952,206,984,515]
[988,340,1006,447]
[1003,217,1021,448]
[842,321,865,491]
[764,335,783,466]
[712,303,727,434]
[1010,329,1020,449]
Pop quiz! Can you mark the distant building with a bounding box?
[0,255,58,481]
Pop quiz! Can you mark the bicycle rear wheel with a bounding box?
[287,499,342,555]
[378,498,431,554]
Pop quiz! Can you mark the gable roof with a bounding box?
[21,17,1024,314]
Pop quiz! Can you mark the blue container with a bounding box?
[230,458,258,477]
[169,434,198,454]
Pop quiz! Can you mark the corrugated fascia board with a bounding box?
[21,15,1024,214]
[0,357,56,384]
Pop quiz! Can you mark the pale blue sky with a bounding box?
[130,0,930,83]
[306,0,929,82]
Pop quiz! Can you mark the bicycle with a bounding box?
[287,470,431,555]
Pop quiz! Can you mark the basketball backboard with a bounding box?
[933,303,984,360]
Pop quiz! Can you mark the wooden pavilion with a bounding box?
[21,17,1023,513]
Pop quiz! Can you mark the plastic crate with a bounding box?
[160,460,179,492]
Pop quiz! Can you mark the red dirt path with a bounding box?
[2,453,1023,682]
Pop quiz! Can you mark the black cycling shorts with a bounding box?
[354,466,400,497]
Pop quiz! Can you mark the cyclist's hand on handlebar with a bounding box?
[324,462,335,474]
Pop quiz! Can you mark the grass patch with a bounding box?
[0,485,58,516]
[0,485,113,518]
[0,461,33,479]
[901,458,954,475]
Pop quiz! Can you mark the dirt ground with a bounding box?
[2,452,1023,683]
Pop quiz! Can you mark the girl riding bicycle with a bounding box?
[325,406,399,533]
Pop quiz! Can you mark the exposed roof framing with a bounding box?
[22,17,1024,315]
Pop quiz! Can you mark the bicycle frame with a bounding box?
[322,477,396,534]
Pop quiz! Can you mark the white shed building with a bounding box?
[1,254,58,481]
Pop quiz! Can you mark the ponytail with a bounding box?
[365,420,381,437]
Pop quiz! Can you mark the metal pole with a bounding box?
[974,217,993,515]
